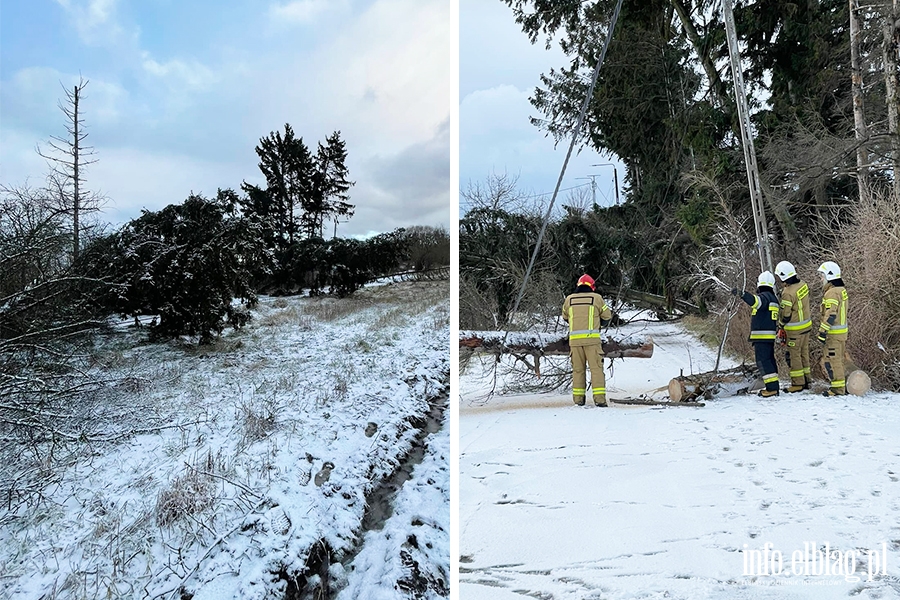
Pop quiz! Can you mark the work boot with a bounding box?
[758,389,779,398]
[574,397,586,406]
[822,388,846,397]
[594,399,608,407]
[783,383,808,393]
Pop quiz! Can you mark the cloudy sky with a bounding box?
[0,0,450,237]
[460,0,623,212]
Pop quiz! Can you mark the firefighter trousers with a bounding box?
[753,341,780,392]
[785,331,811,385]
[570,344,606,404]
[823,338,847,393]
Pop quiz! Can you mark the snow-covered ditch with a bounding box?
[460,318,900,599]
[1,279,450,600]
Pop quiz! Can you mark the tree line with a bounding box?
[3,121,449,351]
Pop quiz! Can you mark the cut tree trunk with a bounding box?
[667,365,758,402]
[459,331,653,378]
[459,331,653,359]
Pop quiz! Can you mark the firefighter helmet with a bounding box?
[775,260,796,281]
[757,271,776,288]
[577,274,595,289]
[817,261,841,281]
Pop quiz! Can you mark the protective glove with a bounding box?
[817,331,827,344]
[730,288,739,296]
[777,328,787,347]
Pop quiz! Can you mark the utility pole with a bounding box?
[722,0,773,273]
[592,163,620,205]
[576,175,599,206]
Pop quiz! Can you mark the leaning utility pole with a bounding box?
[722,0,773,273]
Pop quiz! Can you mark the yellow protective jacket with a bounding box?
[819,283,848,341]
[562,292,612,348]
[779,281,812,334]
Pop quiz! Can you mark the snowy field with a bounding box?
[460,318,900,599]
[1,279,450,600]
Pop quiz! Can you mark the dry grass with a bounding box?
[371,307,407,331]
[238,398,278,447]
[258,305,302,328]
[155,449,227,526]
[155,469,215,527]
[304,297,367,321]
[799,192,900,388]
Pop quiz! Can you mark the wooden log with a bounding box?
[459,330,654,359]
[666,365,758,401]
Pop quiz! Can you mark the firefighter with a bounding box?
[562,274,613,406]
[775,260,812,392]
[731,271,780,397]
[817,261,849,396]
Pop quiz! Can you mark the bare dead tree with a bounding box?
[460,172,532,213]
[36,77,103,263]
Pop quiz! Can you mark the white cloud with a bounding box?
[52,0,131,46]
[301,0,450,152]
[141,54,218,91]
[267,0,344,24]
[5,0,451,236]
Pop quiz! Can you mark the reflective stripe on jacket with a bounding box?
[562,292,613,348]
[820,284,848,340]
[779,281,812,333]
[741,289,779,342]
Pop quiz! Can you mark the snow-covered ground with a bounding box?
[460,319,900,599]
[1,279,450,600]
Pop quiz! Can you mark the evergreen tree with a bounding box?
[84,190,265,343]
[254,124,314,247]
[307,131,355,238]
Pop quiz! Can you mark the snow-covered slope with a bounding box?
[460,318,900,599]
[1,279,450,600]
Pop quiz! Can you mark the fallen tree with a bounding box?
[459,330,653,377]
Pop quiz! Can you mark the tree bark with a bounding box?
[73,84,80,263]
[850,0,870,198]
[670,0,730,108]
[884,0,900,200]
[459,331,654,359]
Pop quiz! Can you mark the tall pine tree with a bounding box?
[306,131,355,238]
[254,124,314,247]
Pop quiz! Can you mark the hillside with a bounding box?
[1,279,450,600]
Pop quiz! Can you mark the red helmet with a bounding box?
[577,274,595,289]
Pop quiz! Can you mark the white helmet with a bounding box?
[818,261,841,281]
[775,260,796,282]
[757,270,776,288]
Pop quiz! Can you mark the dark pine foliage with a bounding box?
[81,190,267,343]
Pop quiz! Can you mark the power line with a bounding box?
[503,0,625,346]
